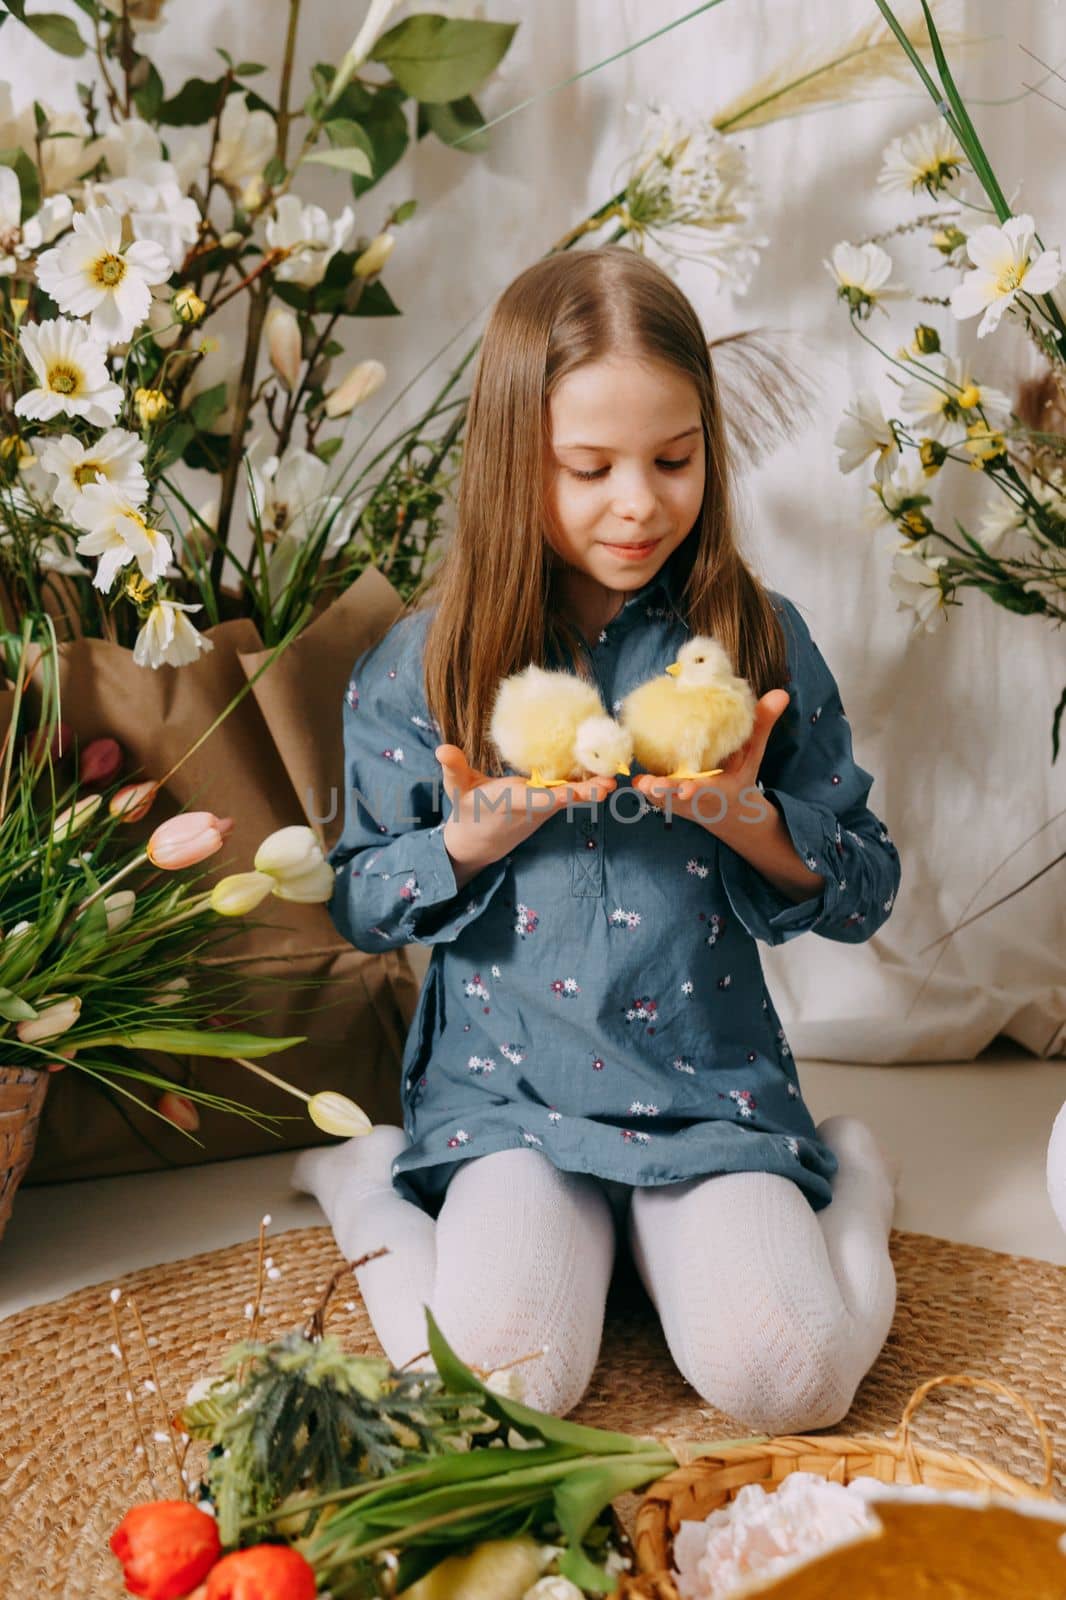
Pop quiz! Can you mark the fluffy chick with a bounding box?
[620,635,756,780]
[490,665,632,786]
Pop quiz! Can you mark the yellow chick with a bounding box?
[620,635,757,780]
[489,665,633,786]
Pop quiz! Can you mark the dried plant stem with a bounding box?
[303,1248,389,1341]
[275,0,303,166]
[109,1298,161,1498]
[127,1293,187,1499]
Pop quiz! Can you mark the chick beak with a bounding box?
[665,662,681,677]
[615,762,631,776]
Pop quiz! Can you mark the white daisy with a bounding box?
[950,214,1063,338]
[37,429,147,517]
[72,480,173,591]
[888,540,950,634]
[834,391,900,484]
[212,93,276,188]
[14,317,123,427]
[900,355,1011,442]
[824,241,908,318]
[265,195,355,287]
[35,205,171,345]
[877,119,967,198]
[132,599,213,668]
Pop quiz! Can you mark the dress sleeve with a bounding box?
[718,594,902,947]
[327,611,509,951]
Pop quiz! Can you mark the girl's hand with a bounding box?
[632,690,790,830]
[436,745,617,886]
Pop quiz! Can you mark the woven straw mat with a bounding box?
[1,1225,1064,1598]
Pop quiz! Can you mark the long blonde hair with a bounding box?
[406,246,788,776]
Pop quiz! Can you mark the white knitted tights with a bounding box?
[292,1115,898,1432]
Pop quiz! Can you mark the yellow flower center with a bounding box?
[74,461,102,487]
[93,253,127,288]
[47,362,81,396]
[957,384,981,410]
[996,264,1024,294]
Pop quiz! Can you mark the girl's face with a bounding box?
[544,354,706,602]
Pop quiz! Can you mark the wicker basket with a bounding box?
[618,1373,1060,1598]
[0,1063,48,1244]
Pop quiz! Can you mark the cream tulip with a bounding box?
[17,994,82,1044]
[324,358,386,419]
[266,306,302,391]
[210,871,274,916]
[52,794,102,840]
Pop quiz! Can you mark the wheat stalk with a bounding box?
[713,3,968,133]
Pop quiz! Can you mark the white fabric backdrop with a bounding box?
[4,0,1063,1062]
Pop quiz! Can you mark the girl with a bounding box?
[294,247,901,1434]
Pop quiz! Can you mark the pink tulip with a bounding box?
[157,1091,200,1132]
[110,780,159,823]
[146,812,233,869]
[80,736,123,787]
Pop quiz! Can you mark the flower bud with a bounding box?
[147,812,233,869]
[354,232,395,279]
[52,794,102,840]
[912,323,940,354]
[157,1091,200,1132]
[17,994,82,1044]
[104,890,137,932]
[110,780,159,823]
[173,286,206,325]
[210,871,273,916]
[80,735,123,788]
[134,387,171,427]
[265,306,301,390]
[324,358,386,419]
[918,437,947,476]
[110,1500,221,1600]
[308,1091,372,1138]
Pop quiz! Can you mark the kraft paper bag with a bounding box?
[12,576,417,1183]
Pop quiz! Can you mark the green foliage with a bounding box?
[0,1,86,57]
[369,14,516,105]
[185,1330,491,1546]
[157,74,229,127]
[418,95,489,153]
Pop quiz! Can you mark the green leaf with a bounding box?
[132,60,165,122]
[189,381,229,429]
[305,145,373,178]
[158,74,228,127]
[262,154,286,186]
[352,279,402,317]
[315,436,343,464]
[325,116,374,158]
[152,420,195,471]
[21,10,85,56]
[556,1459,668,1591]
[235,61,268,77]
[0,146,40,223]
[88,1028,306,1057]
[391,198,417,224]
[370,15,516,105]
[0,986,37,1023]
[352,87,409,197]
[425,1308,654,1455]
[1,0,27,21]
[420,94,488,153]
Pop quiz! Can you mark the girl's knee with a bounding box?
[674,1338,861,1436]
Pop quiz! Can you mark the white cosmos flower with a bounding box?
[14,317,122,427]
[133,599,213,668]
[36,205,171,345]
[824,241,907,317]
[1,168,75,275]
[37,429,148,517]
[213,93,276,188]
[265,194,355,287]
[72,481,172,591]
[950,213,1063,337]
[889,540,950,634]
[863,459,930,531]
[899,355,1011,442]
[834,391,900,484]
[877,119,967,198]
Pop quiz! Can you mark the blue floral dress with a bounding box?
[328,552,901,1214]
